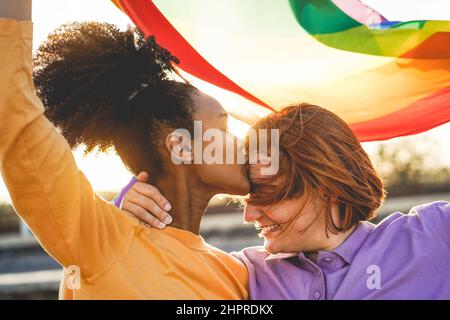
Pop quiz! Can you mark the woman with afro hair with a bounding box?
[0,0,250,299]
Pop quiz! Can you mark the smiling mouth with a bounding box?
[255,223,281,235]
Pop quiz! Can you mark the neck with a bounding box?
[154,170,214,235]
[303,201,356,262]
[305,226,355,262]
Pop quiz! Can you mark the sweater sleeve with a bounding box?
[0,19,137,280]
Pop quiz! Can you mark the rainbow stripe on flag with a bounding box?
[112,0,450,141]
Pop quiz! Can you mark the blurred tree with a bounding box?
[369,137,450,196]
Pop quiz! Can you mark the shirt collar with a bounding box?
[330,221,375,264]
[264,221,375,263]
[265,252,298,261]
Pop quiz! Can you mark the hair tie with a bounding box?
[128,83,149,101]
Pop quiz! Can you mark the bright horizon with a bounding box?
[1,0,449,203]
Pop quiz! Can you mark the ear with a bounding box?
[165,129,193,164]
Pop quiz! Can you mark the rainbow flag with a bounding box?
[112,0,450,141]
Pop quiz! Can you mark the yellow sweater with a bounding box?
[0,19,248,300]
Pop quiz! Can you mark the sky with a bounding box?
[0,0,449,203]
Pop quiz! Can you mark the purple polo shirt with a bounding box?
[233,201,450,300]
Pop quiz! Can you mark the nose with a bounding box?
[244,204,264,223]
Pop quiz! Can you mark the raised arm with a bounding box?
[0,14,135,278]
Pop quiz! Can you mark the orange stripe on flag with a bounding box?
[351,86,450,141]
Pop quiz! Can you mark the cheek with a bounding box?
[264,217,304,253]
[196,164,225,183]
[265,205,296,225]
[196,164,249,193]
[208,164,244,180]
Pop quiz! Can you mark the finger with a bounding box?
[133,181,172,212]
[123,201,166,229]
[139,220,152,229]
[137,171,150,182]
[127,191,173,225]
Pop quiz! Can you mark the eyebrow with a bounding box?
[218,113,228,118]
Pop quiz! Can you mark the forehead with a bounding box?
[192,91,226,121]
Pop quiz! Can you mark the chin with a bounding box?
[264,240,282,254]
[232,166,250,195]
[240,176,251,194]
[235,183,250,195]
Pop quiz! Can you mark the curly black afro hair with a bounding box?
[33,22,196,177]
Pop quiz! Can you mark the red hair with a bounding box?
[246,103,386,234]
